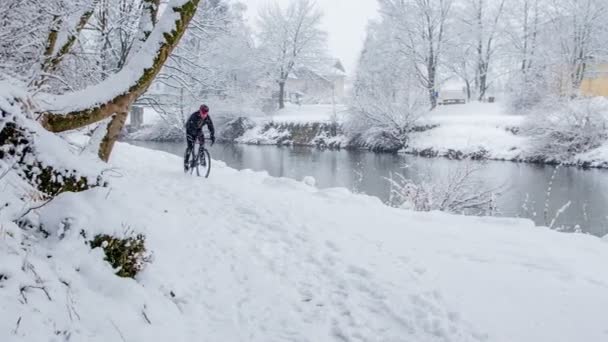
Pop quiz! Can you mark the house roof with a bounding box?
[289,59,347,81]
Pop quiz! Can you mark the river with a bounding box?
[128,141,608,237]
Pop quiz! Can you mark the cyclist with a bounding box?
[184,104,215,172]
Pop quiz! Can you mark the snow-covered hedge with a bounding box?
[523,98,608,162]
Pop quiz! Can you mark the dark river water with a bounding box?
[129,141,608,237]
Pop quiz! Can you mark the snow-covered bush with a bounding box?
[506,72,552,113]
[0,81,106,198]
[523,97,608,162]
[387,163,501,216]
[89,232,150,278]
[346,93,427,152]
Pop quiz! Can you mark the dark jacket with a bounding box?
[185,111,215,140]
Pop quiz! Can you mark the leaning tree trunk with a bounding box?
[95,0,162,161]
[98,111,128,162]
[39,0,201,161]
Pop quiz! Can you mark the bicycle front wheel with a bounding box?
[201,148,211,178]
[190,149,200,177]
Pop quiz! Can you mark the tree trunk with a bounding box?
[279,81,286,109]
[477,61,488,101]
[428,65,437,109]
[429,87,437,109]
[98,111,128,162]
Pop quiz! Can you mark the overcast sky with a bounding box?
[243,0,379,76]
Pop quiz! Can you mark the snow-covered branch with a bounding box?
[38,0,201,133]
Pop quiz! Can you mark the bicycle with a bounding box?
[188,140,212,178]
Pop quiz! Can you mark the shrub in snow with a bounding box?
[387,163,501,216]
[346,94,427,152]
[89,232,150,278]
[506,71,551,113]
[219,117,256,142]
[302,176,316,187]
[523,98,608,162]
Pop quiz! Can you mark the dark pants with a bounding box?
[184,133,204,166]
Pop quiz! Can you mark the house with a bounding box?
[285,60,346,104]
[580,63,608,97]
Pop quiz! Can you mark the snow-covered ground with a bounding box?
[407,102,528,160]
[407,102,608,167]
[3,143,608,341]
[267,103,348,124]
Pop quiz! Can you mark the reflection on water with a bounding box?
[128,141,608,237]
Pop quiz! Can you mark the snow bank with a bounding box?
[407,102,527,160]
[2,142,608,341]
[576,144,608,168]
[236,121,347,148]
[269,103,348,124]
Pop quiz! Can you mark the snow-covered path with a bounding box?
[111,144,608,342]
[5,143,608,342]
[115,145,479,341]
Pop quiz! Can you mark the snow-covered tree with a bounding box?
[545,0,608,95]
[142,1,265,138]
[502,0,547,110]
[257,0,328,109]
[458,0,508,101]
[501,0,608,110]
[1,0,202,166]
[348,19,428,151]
[379,0,454,109]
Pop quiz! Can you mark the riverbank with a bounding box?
[232,102,608,169]
[126,102,608,169]
[4,142,608,341]
[128,140,608,236]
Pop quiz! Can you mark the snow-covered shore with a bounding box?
[406,102,526,160]
[226,102,608,168]
[406,102,608,168]
[3,143,608,341]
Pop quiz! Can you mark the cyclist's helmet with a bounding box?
[200,104,209,117]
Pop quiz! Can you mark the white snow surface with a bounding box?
[407,102,527,159]
[2,143,608,341]
[268,104,348,124]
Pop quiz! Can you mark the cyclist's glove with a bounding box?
[211,136,216,146]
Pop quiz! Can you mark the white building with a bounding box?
[285,60,346,104]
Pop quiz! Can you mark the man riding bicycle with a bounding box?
[184,104,215,173]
